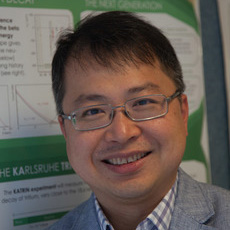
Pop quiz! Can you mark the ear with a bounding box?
[58,115,67,139]
[180,94,189,136]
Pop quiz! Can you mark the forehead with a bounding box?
[63,58,176,102]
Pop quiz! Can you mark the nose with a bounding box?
[104,109,142,144]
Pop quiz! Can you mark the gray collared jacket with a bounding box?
[48,168,230,230]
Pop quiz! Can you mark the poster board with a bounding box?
[0,0,209,229]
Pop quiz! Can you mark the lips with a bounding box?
[103,151,151,166]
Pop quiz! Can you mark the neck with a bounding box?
[102,198,159,230]
[95,182,175,230]
[93,171,178,230]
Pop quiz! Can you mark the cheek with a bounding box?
[65,131,102,174]
[161,117,187,163]
[143,118,173,141]
[144,117,186,155]
[66,134,89,159]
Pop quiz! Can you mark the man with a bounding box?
[49,11,230,230]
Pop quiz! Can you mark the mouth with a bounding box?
[103,151,151,166]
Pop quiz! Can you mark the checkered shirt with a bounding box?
[94,176,178,230]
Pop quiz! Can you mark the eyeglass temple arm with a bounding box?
[167,90,182,102]
[60,114,72,120]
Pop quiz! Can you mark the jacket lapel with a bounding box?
[169,168,217,230]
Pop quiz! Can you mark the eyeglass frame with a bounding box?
[60,90,182,131]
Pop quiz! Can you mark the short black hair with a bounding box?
[52,11,185,114]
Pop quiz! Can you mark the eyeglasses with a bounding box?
[61,90,182,131]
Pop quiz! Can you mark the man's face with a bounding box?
[59,60,188,206]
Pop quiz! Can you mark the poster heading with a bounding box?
[84,0,163,11]
[0,161,74,182]
[0,0,34,4]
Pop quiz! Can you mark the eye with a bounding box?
[83,108,104,117]
[133,98,156,107]
[75,105,110,121]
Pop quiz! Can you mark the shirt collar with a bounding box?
[94,175,178,230]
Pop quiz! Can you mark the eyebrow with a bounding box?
[74,82,160,106]
[74,94,107,106]
[127,82,160,94]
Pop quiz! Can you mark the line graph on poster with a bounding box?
[26,13,72,75]
[15,84,58,128]
[0,85,10,129]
